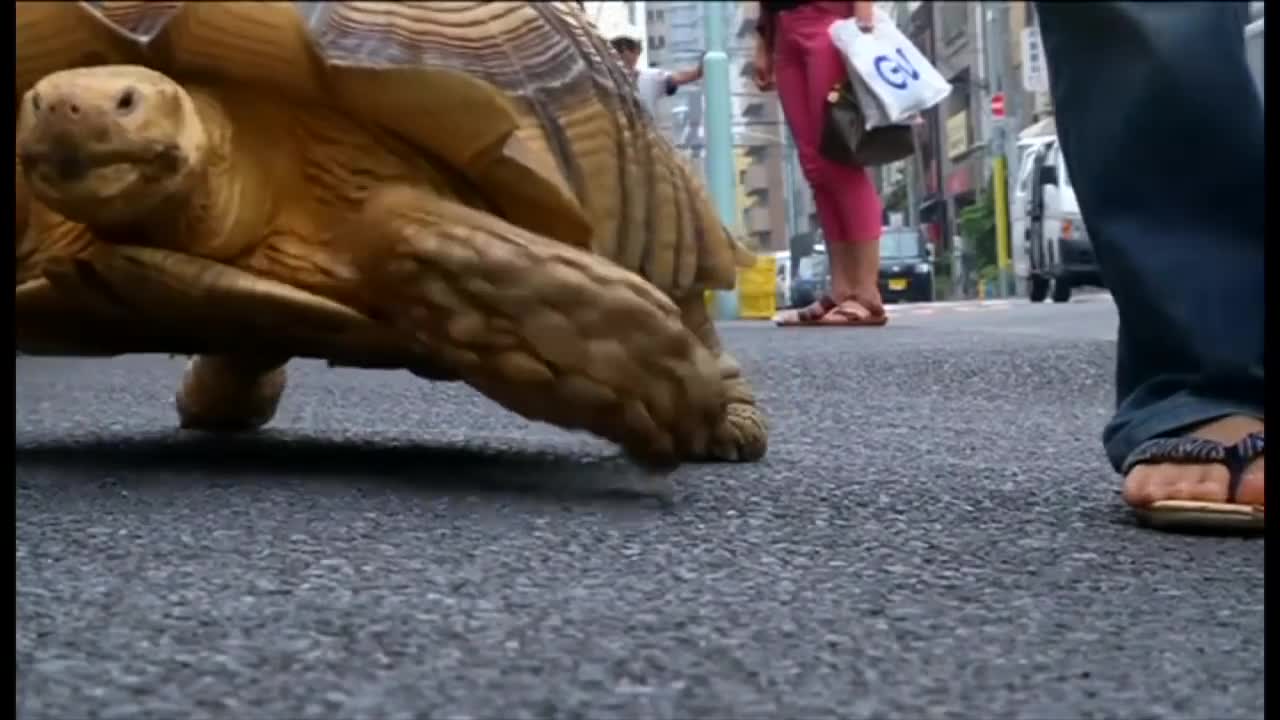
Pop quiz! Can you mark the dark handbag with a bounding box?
[819,81,916,168]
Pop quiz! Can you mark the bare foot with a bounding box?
[826,279,883,318]
[827,240,883,315]
[817,299,888,326]
[1123,415,1265,509]
[839,288,884,318]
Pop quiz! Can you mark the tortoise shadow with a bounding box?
[14,431,672,506]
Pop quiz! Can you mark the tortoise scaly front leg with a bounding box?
[677,296,769,462]
[345,186,729,470]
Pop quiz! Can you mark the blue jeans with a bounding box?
[1035,2,1265,472]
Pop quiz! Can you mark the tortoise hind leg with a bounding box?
[678,296,769,462]
[343,185,727,470]
[176,355,289,432]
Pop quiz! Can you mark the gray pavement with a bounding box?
[17,293,1264,720]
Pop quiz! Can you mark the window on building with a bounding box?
[941,2,967,42]
[657,9,665,22]
[944,69,973,157]
[627,2,636,25]
[646,9,654,23]
[910,25,934,62]
[950,73,971,119]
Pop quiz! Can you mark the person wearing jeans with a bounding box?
[755,1,888,327]
[1036,2,1264,531]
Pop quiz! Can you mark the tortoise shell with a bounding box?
[16,1,750,298]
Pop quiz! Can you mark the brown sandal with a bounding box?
[815,299,888,326]
[773,295,837,326]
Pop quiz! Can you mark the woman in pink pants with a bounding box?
[757,1,886,326]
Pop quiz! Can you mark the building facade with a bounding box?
[877,0,1049,260]
[643,2,704,153]
[644,1,805,253]
[931,0,984,248]
[584,1,646,58]
[594,2,1058,262]
[728,1,794,253]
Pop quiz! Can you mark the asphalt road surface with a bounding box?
[18,293,1263,720]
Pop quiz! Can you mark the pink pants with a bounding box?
[774,2,883,244]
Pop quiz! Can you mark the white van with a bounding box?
[1011,9,1263,304]
[1011,120,1100,303]
[1246,8,1263,99]
[772,250,791,309]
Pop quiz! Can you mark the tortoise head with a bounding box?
[17,65,209,227]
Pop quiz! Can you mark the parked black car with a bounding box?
[789,252,829,309]
[790,228,933,307]
[878,226,934,303]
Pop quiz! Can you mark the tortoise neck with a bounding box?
[122,87,272,261]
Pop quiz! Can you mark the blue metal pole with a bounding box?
[782,125,798,248]
[701,1,740,320]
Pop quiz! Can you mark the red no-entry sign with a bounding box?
[991,92,1006,119]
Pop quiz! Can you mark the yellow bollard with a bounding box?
[993,153,1012,295]
[736,255,777,320]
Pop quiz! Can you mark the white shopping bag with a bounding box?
[829,8,952,127]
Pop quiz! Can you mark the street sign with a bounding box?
[1021,25,1050,94]
[991,92,1005,119]
[989,123,1007,157]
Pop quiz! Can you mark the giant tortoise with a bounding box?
[15,1,769,471]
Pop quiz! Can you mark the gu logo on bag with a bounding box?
[873,49,922,91]
[829,8,952,127]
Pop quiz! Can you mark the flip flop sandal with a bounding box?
[813,299,889,327]
[774,295,837,326]
[1121,431,1264,533]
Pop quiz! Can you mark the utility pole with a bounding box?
[894,0,918,227]
[701,1,740,320]
[1011,4,1033,297]
[923,5,948,267]
[781,124,800,254]
[983,1,1014,298]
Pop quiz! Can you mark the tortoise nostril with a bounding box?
[116,88,136,113]
[68,103,80,116]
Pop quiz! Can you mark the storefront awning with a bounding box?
[1018,116,1057,142]
[918,195,944,216]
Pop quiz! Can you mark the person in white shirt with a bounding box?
[608,33,704,117]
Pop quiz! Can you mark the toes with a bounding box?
[1237,457,1265,505]
[1123,462,1237,507]
[1171,464,1230,503]
[1123,465,1162,507]
[1123,417,1265,509]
